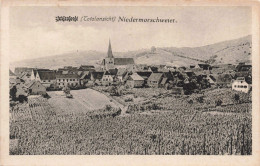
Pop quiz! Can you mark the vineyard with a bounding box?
[9,90,252,155]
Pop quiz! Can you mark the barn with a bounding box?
[26,81,46,95]
[126,73,144,88]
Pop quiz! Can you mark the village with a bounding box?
[9,40,253,155]
[9,40,252,103]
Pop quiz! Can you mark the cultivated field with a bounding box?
[47,89,117,115]
[9,88,252,155]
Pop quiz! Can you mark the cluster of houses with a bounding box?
[9,40,252,99]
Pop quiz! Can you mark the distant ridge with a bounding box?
[11,35,251,69]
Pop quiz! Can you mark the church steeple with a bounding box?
[107,39,113,58]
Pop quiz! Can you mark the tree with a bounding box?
[10,85,17,101]
[63,85,70,94]
[215,99,223,106]
[196,96,204,103]
[234,94,240,104]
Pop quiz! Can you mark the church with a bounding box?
[101,40,135,71]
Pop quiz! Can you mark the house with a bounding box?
[159,72,174,87]
[9,70,17,79]
[20,72,31,83]
[206,75,216,85]
[236,63,252,72]
[90,72,104,85]
[26,80,46,95]
[232,77,251,93]
[102,69,117,85]
[57,66,78,75]
[78,65,95,71]
[79,71,91,85]
[126,73,144,88]
[171,87,184,95]
[136,71,152,83]
[196,64,212,70]
[31,69,51,80]
[234,72,252,84]
[148,66,158,73]
[15,83,28,98]
[34,70,56,88]
[9,77,24,87]
[164,65,176,71]
[147,73,164,87]
[136,64,149,71]
[101,40,135,70]
[216,73,233,87]
[14,67,34,77]
[179,66,187,70]
[56,73,80,88]
[116,68,128,82]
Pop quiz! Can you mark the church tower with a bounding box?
[107,39,113,58]
[105,39,115,70]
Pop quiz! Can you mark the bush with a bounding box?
[188,100,193,105]
[215,99,223,106]
[234,94,240,103]
[196,96,204,103]
[125,98,133,102]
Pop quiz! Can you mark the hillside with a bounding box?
[10,35,251,69]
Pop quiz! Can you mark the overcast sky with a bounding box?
[10,6,252,62]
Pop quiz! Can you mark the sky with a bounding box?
[9,6,252,62]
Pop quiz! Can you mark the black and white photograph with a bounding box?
[1,2,260,166]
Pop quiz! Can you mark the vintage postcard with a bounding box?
[1,0,260,166]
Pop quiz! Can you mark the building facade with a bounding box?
[56,74,80,88]
[232,77,250,93]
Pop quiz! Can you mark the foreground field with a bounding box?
[9,88,252,155]
[47,89,117,115]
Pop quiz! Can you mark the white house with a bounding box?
[56,74,80,88]
[232,77,251,93]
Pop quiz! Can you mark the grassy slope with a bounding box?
[10,35,251,69]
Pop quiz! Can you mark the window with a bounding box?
[67,79,68,82]
[63,79,65,81]
[58,83,60,85]
[70,79,72,81]
[59,79,61,81]
[49,80,50,82]
[43,80,46,82]
[73,79,75,81]
[234,85,237,88]
[244,86,247,88]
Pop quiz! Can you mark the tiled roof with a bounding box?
[148,73,163,82]
[38,71,56,80]
[129,73,144,81]
[56,73,79,79]
[91,72,104,80]
[114,58,134,65]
